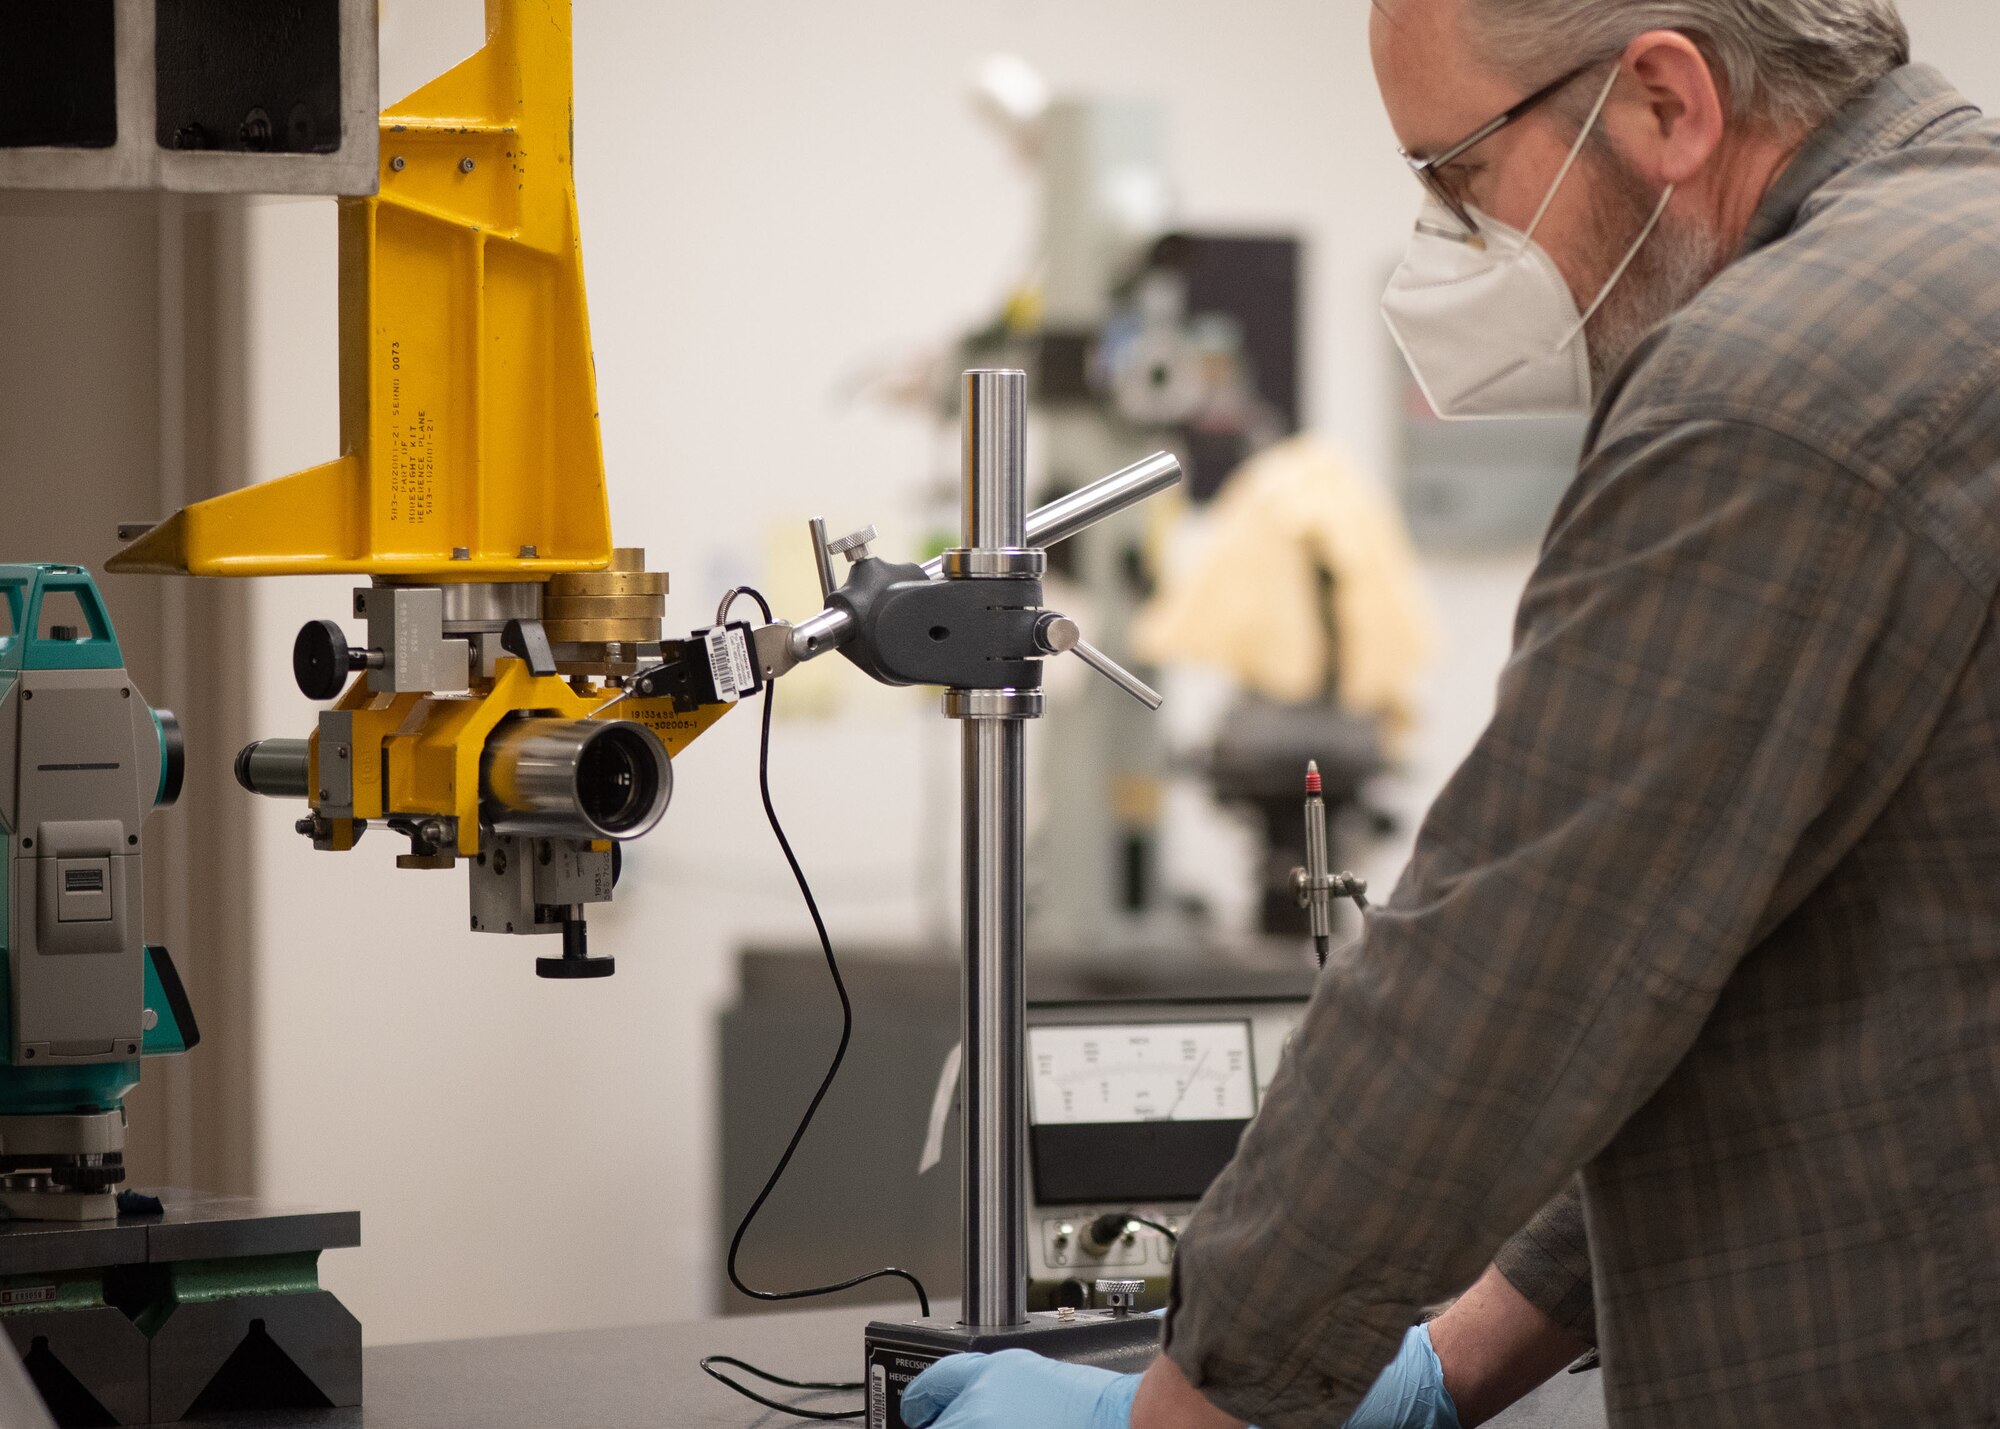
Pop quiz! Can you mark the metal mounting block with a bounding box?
[0,0,378,195]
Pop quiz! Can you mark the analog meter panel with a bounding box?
[1026,1020,1260,1206]
[1017,996,1310,1311]
[1029,1021,1257,1126]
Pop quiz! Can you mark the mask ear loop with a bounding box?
[1560,182,1676,350]
[1520,64,1623,249]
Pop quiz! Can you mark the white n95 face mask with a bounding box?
[1381,69,1672,421]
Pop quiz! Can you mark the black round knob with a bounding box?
[154,709,186,809]
[537,914,615,979]
[293,620,353,701]
[536,954,616,979]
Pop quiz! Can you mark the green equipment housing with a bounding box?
[0,564,196,1220]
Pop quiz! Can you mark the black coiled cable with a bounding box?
[699,588,930,1422]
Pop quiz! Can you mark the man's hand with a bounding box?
[901,1351,1141,1429]
[900,1296,1547,1429]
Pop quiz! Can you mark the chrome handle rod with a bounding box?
[807,517,837,603]
[921,451,1182,581]
[1072,635,1164,710]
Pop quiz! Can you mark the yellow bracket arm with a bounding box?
[309,663,733,858]
[111,0,612,579]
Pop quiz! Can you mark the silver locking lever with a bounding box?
[1032,614,1163,710]
[920,451,1181,580]
[807,518,838,603]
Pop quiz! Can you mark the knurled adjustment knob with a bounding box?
[825,525,879,564]
[1095,1278,1146,1316]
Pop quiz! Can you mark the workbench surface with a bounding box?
[175,1302,1606,1428]
[180,1303,891,1428]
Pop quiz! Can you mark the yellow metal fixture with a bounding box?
[118,0,740,971]
[110,0,612,579]
[308,660,729,859]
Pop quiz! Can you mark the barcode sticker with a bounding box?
[704,625,758,703]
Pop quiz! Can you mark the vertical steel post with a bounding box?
[956,370,1033,1329]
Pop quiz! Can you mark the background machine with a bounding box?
[935,67,1391,955]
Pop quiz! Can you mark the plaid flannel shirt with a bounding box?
[1166,65,2000,1428]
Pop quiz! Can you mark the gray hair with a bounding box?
[1463,0,1911,132]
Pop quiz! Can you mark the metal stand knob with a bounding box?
[826,525,879,564]
[1095,1279,1146,1316]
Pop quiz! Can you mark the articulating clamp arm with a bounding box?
[738,452,1181,706]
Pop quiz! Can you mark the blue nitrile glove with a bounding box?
[901,1350,1141,1429]
[1342,1323,1461,1429]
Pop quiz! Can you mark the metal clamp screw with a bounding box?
[826,525,879,564]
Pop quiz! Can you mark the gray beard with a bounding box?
[1582,155,1731,396]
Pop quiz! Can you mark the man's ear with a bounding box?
[1611,30,1727,185]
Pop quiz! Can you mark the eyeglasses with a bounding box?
[1402,64,1594,241]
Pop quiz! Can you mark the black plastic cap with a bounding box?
[500,618,557,676]
[537,915,614,978]
[537,954,616,979]
[146,945,201,1051]
[293,619,351,701]
[154,709,186,808]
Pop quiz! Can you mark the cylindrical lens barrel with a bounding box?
[480,719,672,840]
[235,739,313,800]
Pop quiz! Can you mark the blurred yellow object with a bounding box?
[1132,435,1435,734]
[1002,284,1046,336]
[110,0,611,579]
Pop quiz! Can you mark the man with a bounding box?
[907,1,2000,1425]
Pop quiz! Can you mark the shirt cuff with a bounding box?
[1492,1180,1596,1345]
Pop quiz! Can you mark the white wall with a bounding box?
[230,0,2000,1347]
[1906,0,2000,112]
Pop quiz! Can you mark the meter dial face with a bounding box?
[1029,1022,1256,1125]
